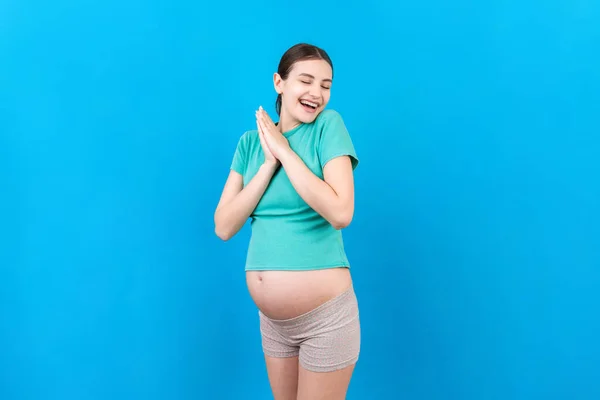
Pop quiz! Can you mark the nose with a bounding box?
[308,84,321,99]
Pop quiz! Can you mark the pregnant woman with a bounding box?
[214,43,360,400]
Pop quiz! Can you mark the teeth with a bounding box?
[300,100,318,108]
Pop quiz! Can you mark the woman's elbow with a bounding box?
[214,213,234,241]
[330,208,354,230]
[215,225,233,241]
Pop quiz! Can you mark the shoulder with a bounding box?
[314,109,351,139]
[313,108,358,167]
[236,129,259,148]
[240,129,259,142]
[314,109,349,134]
[315,108,345,125]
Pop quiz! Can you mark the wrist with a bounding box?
[262,160,280,172]
[277,147,295,166]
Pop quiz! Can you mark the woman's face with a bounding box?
[274,59,333,125]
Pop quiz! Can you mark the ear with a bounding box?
[273,73,283,94]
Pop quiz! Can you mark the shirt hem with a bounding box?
[244,262,350,271]
[321,153,359,170]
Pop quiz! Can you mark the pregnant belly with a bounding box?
[246,267,353,320]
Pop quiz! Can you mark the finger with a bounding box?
[259,113,275,133]
[257,119,269,142]
[257,116,269,141]
[256,114,263,130]
[256,109,265,125]
[260,109,272,125]
[268,117,278,131]
[256,116,263,135]
[258,128,267,149]
[257,109,266,123]
[258,116,269,136]
[257,120,270,151]
[262,111,277,130]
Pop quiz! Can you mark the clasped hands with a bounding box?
[256,106,292,167]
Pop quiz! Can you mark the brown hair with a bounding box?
[275,43,334,115]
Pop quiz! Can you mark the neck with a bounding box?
[277,110,301,134]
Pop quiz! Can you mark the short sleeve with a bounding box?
[318,111,359,170]
[230,133,247,175]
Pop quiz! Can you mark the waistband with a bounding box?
[259,284,356,328]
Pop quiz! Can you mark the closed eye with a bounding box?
[299,77,330,89]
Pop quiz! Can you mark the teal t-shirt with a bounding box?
[230,109,359,271]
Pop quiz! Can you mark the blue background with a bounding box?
[1,0,599,399]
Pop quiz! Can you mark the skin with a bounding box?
[214,58,357,399]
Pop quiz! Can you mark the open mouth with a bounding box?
[299,99,319,113]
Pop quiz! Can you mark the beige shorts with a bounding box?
[258,285,360,373]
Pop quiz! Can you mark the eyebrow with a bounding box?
[298,73,332,83]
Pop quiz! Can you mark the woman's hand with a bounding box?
[256,106,291,161]
[256,111,279,168]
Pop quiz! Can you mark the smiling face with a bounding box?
[274,59,333,127]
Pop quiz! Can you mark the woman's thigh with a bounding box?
[297,363,356,400]
[265,355,299,400]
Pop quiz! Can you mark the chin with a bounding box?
[294,106,323,123]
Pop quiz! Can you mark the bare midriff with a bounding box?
[246,267,353,320]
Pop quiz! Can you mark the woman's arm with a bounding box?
[278,150,355,230]
[215,115,282,241]
[256,107,356,230]
[214,161,278,241]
